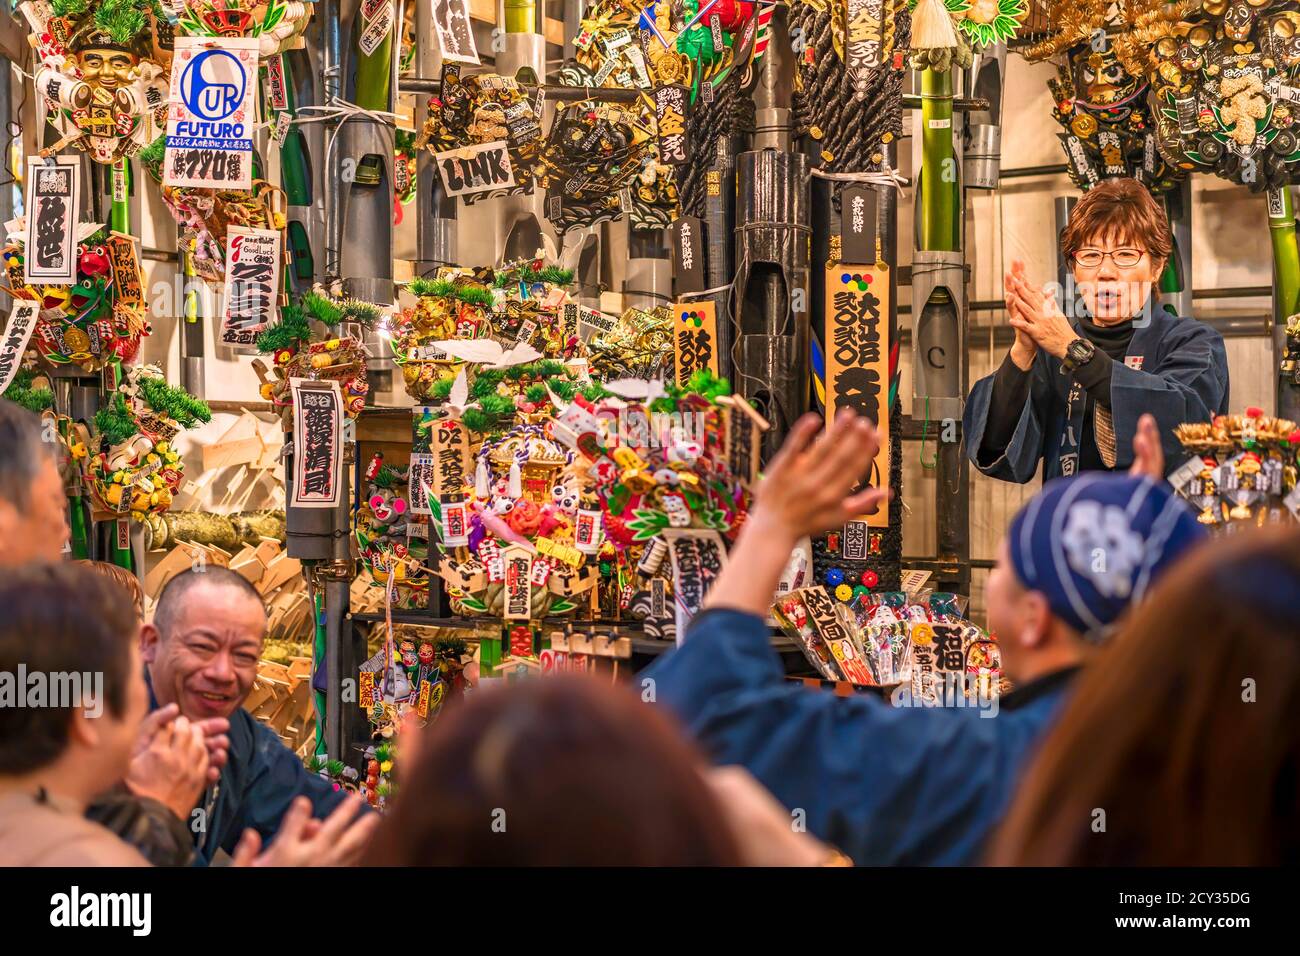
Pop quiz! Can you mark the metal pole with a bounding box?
[414,0,457,278]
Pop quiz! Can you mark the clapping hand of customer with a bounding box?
[125,704,211,821]
[231,795,380,867]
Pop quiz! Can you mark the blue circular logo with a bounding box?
[180,49,245,121]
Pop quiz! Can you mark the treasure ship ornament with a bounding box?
[1174,408,1300,526]
[174,0,314,56]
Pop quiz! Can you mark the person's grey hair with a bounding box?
[153,566,267,639]
[0,398,54,509]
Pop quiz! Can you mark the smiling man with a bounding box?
[141,567,357,864]
[964,177,1229,482]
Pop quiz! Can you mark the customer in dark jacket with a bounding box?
[139,567,375,864]
[644,409,1206,865]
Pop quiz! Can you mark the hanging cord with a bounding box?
[918,395,938,468]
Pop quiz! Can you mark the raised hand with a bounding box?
[231,795,379,868]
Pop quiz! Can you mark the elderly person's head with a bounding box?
[141,567,267,721]
[984,473,1206,684]
[0,399,69,566]
[1060,178,1172,324]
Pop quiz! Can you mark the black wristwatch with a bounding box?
[1060,337,1096,373]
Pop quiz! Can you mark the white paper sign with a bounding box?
[220,227,281,346]
[0,302,40,394]
[408,453,435,515]
[24,156,80,285]
[434,141,516,197]
[164,36,259,190]
[290,378,344,509]
[663,529,728,645]
[220,227,282,348]
[433,0,480,64]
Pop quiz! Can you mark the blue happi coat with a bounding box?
[645,609,1079,865]
[963,308,1229,482]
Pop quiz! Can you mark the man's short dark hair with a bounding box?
[153,566,267,639]
[0,398,53,509]
[0,563,137,775]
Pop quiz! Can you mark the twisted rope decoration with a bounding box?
[679,75,756,218]
[793,3,910,176]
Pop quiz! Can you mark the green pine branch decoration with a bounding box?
[300,290,342,326]
[6,370,54,414]
[256,304,312,353]
[94,393,139,448]
[407,278,495,308]
[136,375,212,429]
[492,265,574,288]
[93,0,148,45]
[50,0,92,17]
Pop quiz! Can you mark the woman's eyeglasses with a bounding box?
[1073,248,1146,269]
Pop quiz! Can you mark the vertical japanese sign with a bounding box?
[433,0,480,64]
[503,544,533,620]
[825,265,891,526]
[263,53,289,110]
[654,84,689,165]
[407,452,435,515]
[721,393,766,488]
[430,418,470,498]
[664,529,728,644]
[290,379,344,508]
[359,0,395,56]
[24,156,80,285]
[846,0,886,75]
[220,227,281,346]
[165,36,258,190]
[672,301,719,387]
[0,302,40,394]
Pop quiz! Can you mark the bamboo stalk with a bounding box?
[919,69,958,252]
[1269,189,1300,324]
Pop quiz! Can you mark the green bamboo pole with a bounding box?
[110,158,131,233]
[274,58,311,207]
[312,582,327,756]
[352,13,393,186]
[109,157,133,571]
[61,419,90,559]
[1269,189,1300,324]
[505,0,537,33]
[919,68,958,252]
